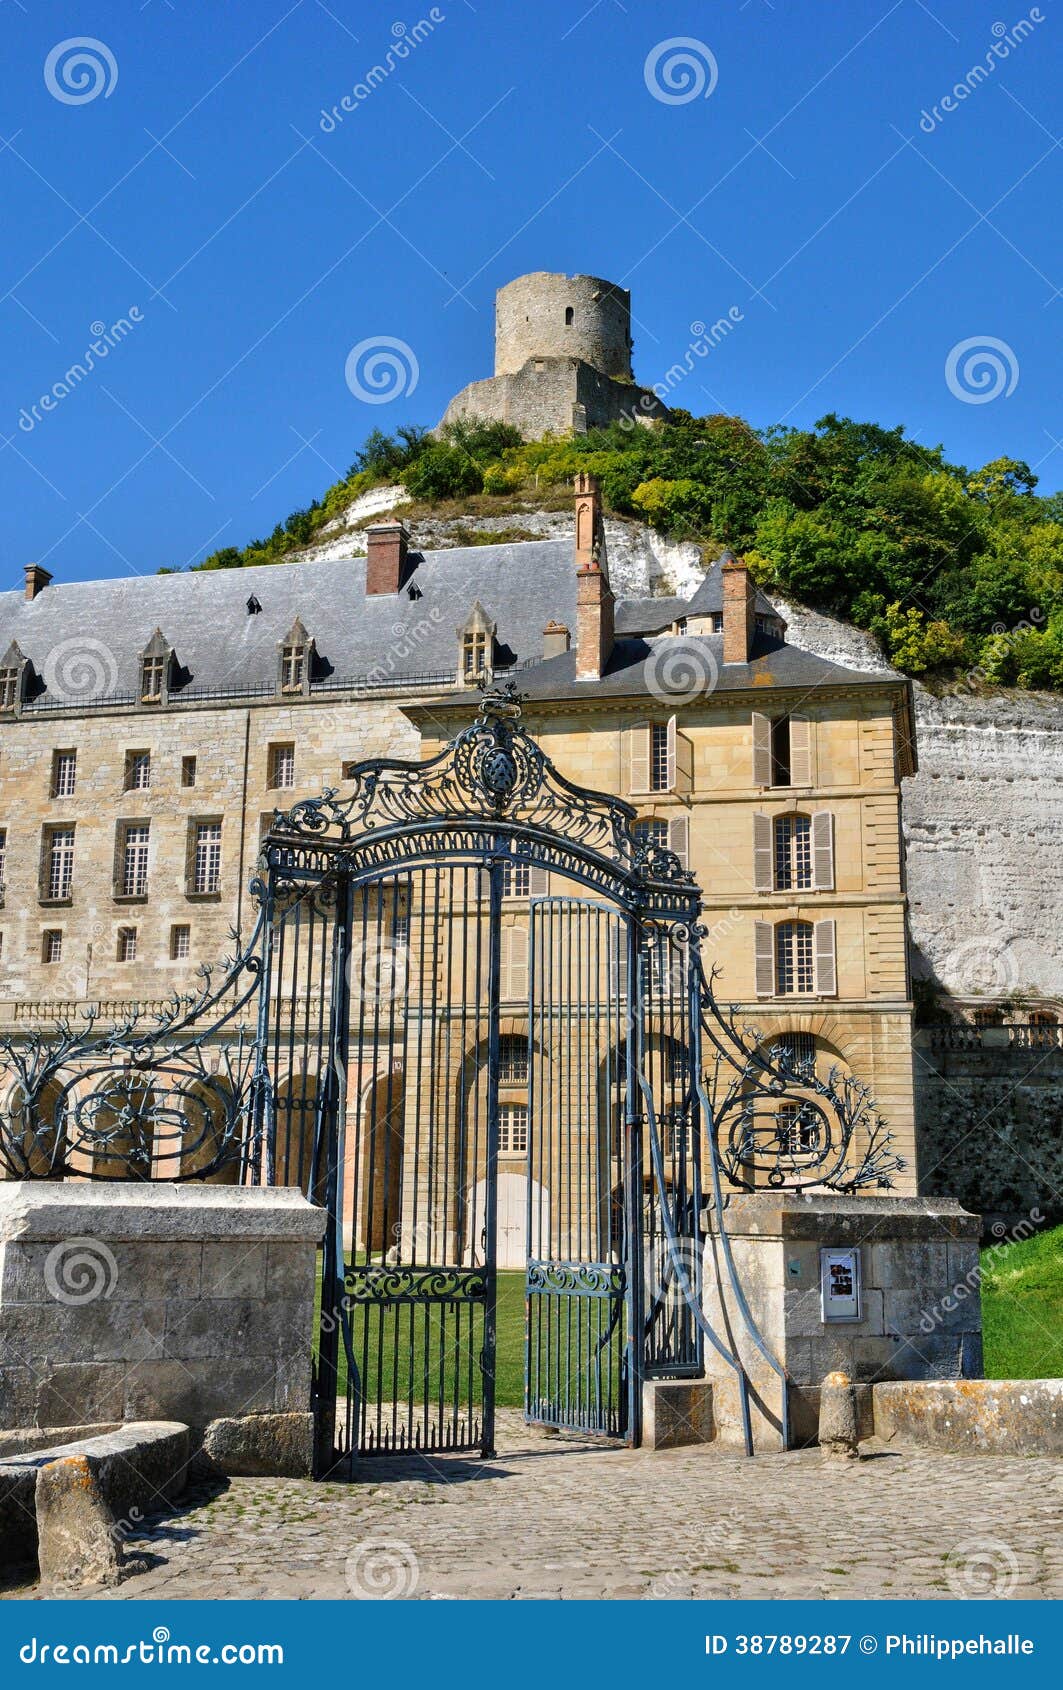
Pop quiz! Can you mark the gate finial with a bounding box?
[475,678,524,720]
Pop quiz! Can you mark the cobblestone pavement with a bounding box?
[10,1412,1063,1601]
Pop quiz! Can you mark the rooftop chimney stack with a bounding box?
[573,474,614,681]
[720,550,756,665]
[24,562,53,602]
[542,619,571,660]
[365,522,410,595]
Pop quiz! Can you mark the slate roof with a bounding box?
[0,536,885,710]
[517,633,896,702]
[685,554,779,620]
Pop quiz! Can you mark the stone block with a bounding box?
[874,1379,1063,1455]
[122,1357,275,1429]
[200,1241,269,1299]
[869,1239,949,1289]
[201,1412,314,1477]
[35,1363,126,1429]
[266,1241,317,1302]
[641,1380,713,1449]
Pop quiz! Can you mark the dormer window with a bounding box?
[139,629,173,706]
[277,618,313,698]
[0,641,28,714]
[457,602,496,686]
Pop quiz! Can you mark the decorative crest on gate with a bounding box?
[270,682,695,889]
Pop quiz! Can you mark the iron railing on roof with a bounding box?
[923,1021,1062,1052]
[18,661,532,716]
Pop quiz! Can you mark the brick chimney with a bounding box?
[24,562,53,601]
[543,619,570,659]
[721,550,756,665]
[365,522,409,595]
[573,474,614,681]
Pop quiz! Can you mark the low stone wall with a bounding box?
[702,1193,983,1450]
[0,1183,326,1442]
[873,1378,1063,1455]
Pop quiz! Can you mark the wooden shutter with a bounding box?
[753,812,773,892]
[628,721,650,793]
[754,920,774,998]
[528,865,549,896]
[789,715,813,786]
[474,867,490,902]
[668,715,693,795]
[752,712,772,786]
[668,815,689,869]
[503,924,529,1003]
[813,918,837,996]
[609,924,630,1001]
[811,810,835,891]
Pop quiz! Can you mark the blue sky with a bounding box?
[1,0,1060,586]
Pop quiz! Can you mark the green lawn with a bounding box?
[981,1223,1063,1380]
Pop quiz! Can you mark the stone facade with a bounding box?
[440,270,669,439]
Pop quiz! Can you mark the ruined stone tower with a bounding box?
[440,270,668,440]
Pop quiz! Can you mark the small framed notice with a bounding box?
[819,1246,861,1322]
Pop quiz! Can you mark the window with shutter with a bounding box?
[774,814,812,890]
[628,722,650,793]
[668,716,693,794]
[752,712,772,786]
[528,865,549,896]
[752,812,772,892]
[813,918,837,996]
[668,814,689,868]
[789,715,813,786]
[754,920,774,997]
[811,811,835,890]
[502,925,528,1002]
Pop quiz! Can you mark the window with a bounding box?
[141,653,165,702]
[119,823,150,897]
[269,743,295,789]
[499,1102,529,1154]
[391,911,410,948]
[634,818,669,853]
[775,1101,820,1156]
[709,612,724,633]
[170,924,191,960]
[775,920,814,996]
[181,756,197,788]
[564,305,574,325]
[117,927,137,962]
[0,667,19,711]
[502,862,530,899]
[769,1032,817,1077]
[191,822,222,895]
[52,750,77,798]
[43,826,74,901]
[752,713,813,787]
[125,750,151,791]
[280,644,305,694]
[649,723,669,792]
[462,629,488,682]
[498,1035,529,1084]
[774,814,812,891]
[42,929,62,964]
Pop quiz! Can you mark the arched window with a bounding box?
[774,814,812,890]
[775,1101,820,1155]
[565,305,574,326]
[775,920,814,995]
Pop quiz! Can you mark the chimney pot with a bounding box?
[365,522,410,595]
[24,562,53,601]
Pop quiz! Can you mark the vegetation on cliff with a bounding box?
[191,412,1063,691]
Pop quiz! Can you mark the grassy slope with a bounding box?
[981,1224,1063,1380]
